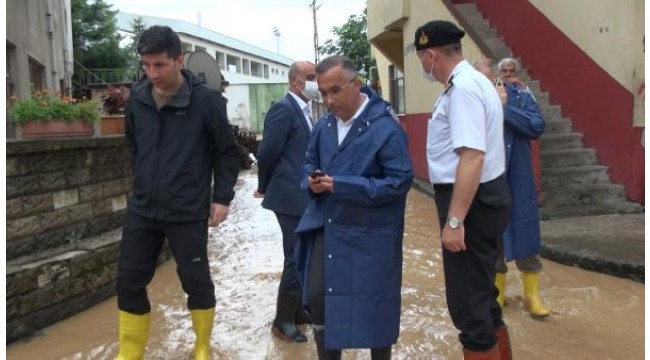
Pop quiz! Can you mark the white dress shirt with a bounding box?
[336,94,369,145]
[288,91,313,130]
[427,60,505,184]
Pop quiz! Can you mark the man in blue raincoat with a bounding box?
[295,55,413,360]
[476,58,548,320]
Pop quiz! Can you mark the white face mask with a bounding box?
[301,80,319,101]
[421,51,436,83]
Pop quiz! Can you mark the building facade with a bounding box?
[6,0,74,100]
[116,12,293,132]
[367,0,644,206]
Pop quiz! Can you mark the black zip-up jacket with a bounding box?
[125,69,240,221]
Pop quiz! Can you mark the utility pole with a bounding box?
[309,0,322,117]
[273,26,281,54]
[310,0,321,65]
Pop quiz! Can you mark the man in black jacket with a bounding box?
[116,25,239,360]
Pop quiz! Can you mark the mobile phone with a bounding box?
[309,169,324,179]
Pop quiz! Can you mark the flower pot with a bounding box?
[99,115,125,135]
[20,120,94,139]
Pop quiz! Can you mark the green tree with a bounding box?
[71,0,129,87]
[126,16,147,79]
[319,8,375,75]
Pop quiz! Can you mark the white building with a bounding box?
[116,12,293,132]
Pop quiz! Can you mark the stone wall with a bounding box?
[6,137,170,342]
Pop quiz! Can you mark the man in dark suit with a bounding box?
[255,60,318,343]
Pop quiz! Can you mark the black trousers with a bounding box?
[117,211,215,314]
[274,212,302,296]
[434,176,511,351]
[306,229,326,326]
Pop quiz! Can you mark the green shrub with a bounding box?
[9,91,100,125]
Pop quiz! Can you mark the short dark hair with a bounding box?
[137,25,182,58]
[315,55,357,80]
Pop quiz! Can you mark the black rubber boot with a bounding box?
[313,326,342,360]
[371,346,392,360]
[271,291,307,342]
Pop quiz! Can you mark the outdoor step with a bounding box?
[541,165,610,187]
[540,201,644,220]
[455,3,483,21]
[541,148,596,167]
[540,105,562,120]
[542,183,627,208]
[540,132,583,150]
[483,38,513,59]
[474,25,498,39]
[527,80,541,93]
[535,92,550,105]
[544,118,573,133]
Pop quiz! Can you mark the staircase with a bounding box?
[452,2,643,219]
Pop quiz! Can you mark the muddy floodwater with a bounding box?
[7,171,645,359]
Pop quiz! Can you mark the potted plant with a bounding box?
[9,90,100,139]
[99,85,130,135]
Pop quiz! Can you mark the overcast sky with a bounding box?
[104,0,367,61]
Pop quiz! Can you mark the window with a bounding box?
[6,42,17,99]
[28,57,45,93]
[226,54,241,73]
[250,61,263,77]
[389,65,405,114]
[263,64,269,79]
[215,51,225,70]
[181,42,193,54]
[195,45,206,52]
[242,59,250,75]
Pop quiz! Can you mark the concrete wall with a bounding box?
[529,0,644,126]
[6,138,171,342]
[6,0,73,99]
[470,0,644,203]
[368,0,486,115]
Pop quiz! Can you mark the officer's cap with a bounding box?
[414,20,465,51]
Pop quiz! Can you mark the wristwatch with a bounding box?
[447,216,463,229]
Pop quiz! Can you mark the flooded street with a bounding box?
[7,170,644,359]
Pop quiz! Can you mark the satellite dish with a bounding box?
[183,50,222,91]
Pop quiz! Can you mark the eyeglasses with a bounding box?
[319,78,356,99]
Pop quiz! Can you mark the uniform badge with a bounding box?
[419,32,429,46]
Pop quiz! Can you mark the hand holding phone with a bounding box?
[309,169,325,179]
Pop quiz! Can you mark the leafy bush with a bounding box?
[9,90,100,124]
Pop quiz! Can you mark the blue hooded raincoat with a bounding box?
[502,84,545,261]
[295,87,413,349]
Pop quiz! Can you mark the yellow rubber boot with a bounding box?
[116,311,150,360]
[191,308,215,360]
[523,272,550,320]
[495,273,506,308]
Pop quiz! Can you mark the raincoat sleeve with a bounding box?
[207,93,240,206]
[334,125,414,206]
[503,91,545,139]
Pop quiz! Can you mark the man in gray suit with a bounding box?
[254,61,318,342]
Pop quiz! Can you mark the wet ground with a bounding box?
[7,170,645,359]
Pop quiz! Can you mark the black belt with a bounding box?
[433,175,505,193]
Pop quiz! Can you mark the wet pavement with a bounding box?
[7,170,645,359]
